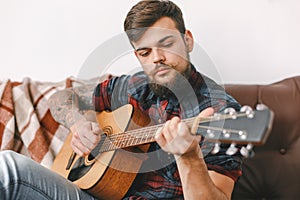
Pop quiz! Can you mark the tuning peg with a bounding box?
[211,142,220,154]
[222,129,231,138]
[240,144,255,158]
[226,143,238,155]
[256,104,268,111]
[238,130,247,140]
[224,107,237,119]
[213,113,222,120]
[240,105,254,118]
[240,105,252,113]
[206,129,215,139]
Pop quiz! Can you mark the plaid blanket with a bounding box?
[0,75,109,168]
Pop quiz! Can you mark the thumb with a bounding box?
[91,122,102,135]
[199,107,214,117]
[190,107,214,135]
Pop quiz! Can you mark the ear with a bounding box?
[184,30,194,52]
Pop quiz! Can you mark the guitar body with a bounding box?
[51,104,152,199]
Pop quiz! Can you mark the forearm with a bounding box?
[48,85,95,129]
[48,89,80,128]
[175,149,230,200]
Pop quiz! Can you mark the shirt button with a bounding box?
[279,148,287,155]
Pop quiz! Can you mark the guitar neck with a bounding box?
[97,116,214,153]
[98,122,164,153]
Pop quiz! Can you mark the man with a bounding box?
[0,0,242,199]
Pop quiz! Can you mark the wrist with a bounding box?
[65,110,86,129]
[175,145,204,161]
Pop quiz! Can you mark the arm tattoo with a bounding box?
[73,84,95,110]
[48,84,95,128]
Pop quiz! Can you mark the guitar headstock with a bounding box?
[194,104,274,157]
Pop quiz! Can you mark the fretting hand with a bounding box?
[155,107,214,158]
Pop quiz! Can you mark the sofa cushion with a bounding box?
[226,76,300,199]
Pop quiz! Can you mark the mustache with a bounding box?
[152,63,173,76]
[155,63,171,69]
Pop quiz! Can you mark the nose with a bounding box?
[152,47,165,64]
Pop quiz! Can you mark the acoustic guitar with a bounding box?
[51,104,274,199]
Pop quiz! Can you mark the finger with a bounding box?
[73,129,94,150]
[88,133,101,146]
[161,120,173,142]
[77,123,101,149]
[91,122,102,135]
[177,122,193,146]
[83,123,100,142]
[71,136,90,156]
[73,131,94,152]
[155,127,166,147]
[168,117,180,138]
[80,134,97,150]
[170,122,200,155]
[182,120,201,140]
[199,107,214,117]
[71,144,85,157]
[177,121,190,137]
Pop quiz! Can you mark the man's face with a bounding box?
[132,17,194,88]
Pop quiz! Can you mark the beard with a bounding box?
[149,82,175,97]
[148,64,192,98]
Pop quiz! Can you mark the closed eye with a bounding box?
[162,42,174,48]
[138,49,151,57]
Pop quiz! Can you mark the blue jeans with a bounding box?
[0,150,96,200]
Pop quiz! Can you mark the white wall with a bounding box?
[1,0,299,84]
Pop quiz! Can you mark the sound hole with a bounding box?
[68,157,92,181]
[68,132,109,181]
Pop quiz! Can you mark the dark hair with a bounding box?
[124,0,186,42]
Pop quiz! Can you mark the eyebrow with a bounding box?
[135,35,175,51]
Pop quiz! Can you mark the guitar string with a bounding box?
[101,112,247,139]
[97,124,247,153]
[96,113,249,152]
[97,113,248,152]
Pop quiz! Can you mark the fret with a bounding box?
[102,138,112,152]
[123,134,130,148]
[130,133,137,146]
[120,134,127,148]
[108,138,115,151]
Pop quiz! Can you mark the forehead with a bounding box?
[132,17,182,49]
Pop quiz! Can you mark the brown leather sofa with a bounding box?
[224,76,300,199]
